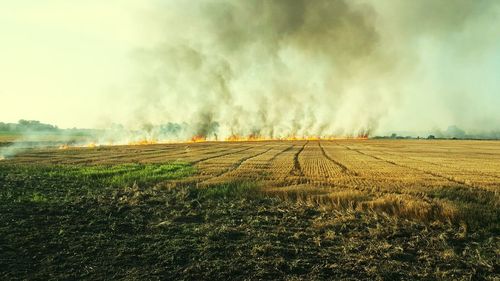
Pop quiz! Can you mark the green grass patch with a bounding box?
[29,192,48,203]
[0,162,195,203]
[52,162,196,187]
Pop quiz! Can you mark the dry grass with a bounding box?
[263,186,463,223]
[3,139,499,227]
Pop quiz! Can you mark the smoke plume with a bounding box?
[118,0,500,139]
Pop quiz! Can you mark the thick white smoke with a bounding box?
[115,0,500,140]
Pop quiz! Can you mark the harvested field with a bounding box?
[7,139,500,224]
[1,139,499,280]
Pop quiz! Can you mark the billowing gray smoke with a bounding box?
[125,0,500,139]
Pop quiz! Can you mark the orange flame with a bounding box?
[190,135,206,142]
[58,133,370,149]
[128,139,158,146]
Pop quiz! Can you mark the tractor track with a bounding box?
[268,144,295,162]
[290,141,308,177]
[337,143,476,189]
[192,146,254,164]
[381,150,500,181]
[199,147,274,184]
[318,141,357,176]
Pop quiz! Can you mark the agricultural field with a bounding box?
[1,140,499,280]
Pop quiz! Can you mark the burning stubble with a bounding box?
[130,0,386,140]
[122,0,500,141]
[1,0,500,144]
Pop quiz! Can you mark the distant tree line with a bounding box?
[374,125,500,140]
[0,120,59,132]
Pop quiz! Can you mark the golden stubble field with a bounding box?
[9,139,500,225]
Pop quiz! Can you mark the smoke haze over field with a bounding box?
[1,0,500,139]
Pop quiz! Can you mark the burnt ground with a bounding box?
[0,164,498,280]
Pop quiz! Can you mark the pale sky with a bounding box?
[0,1,153,128]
